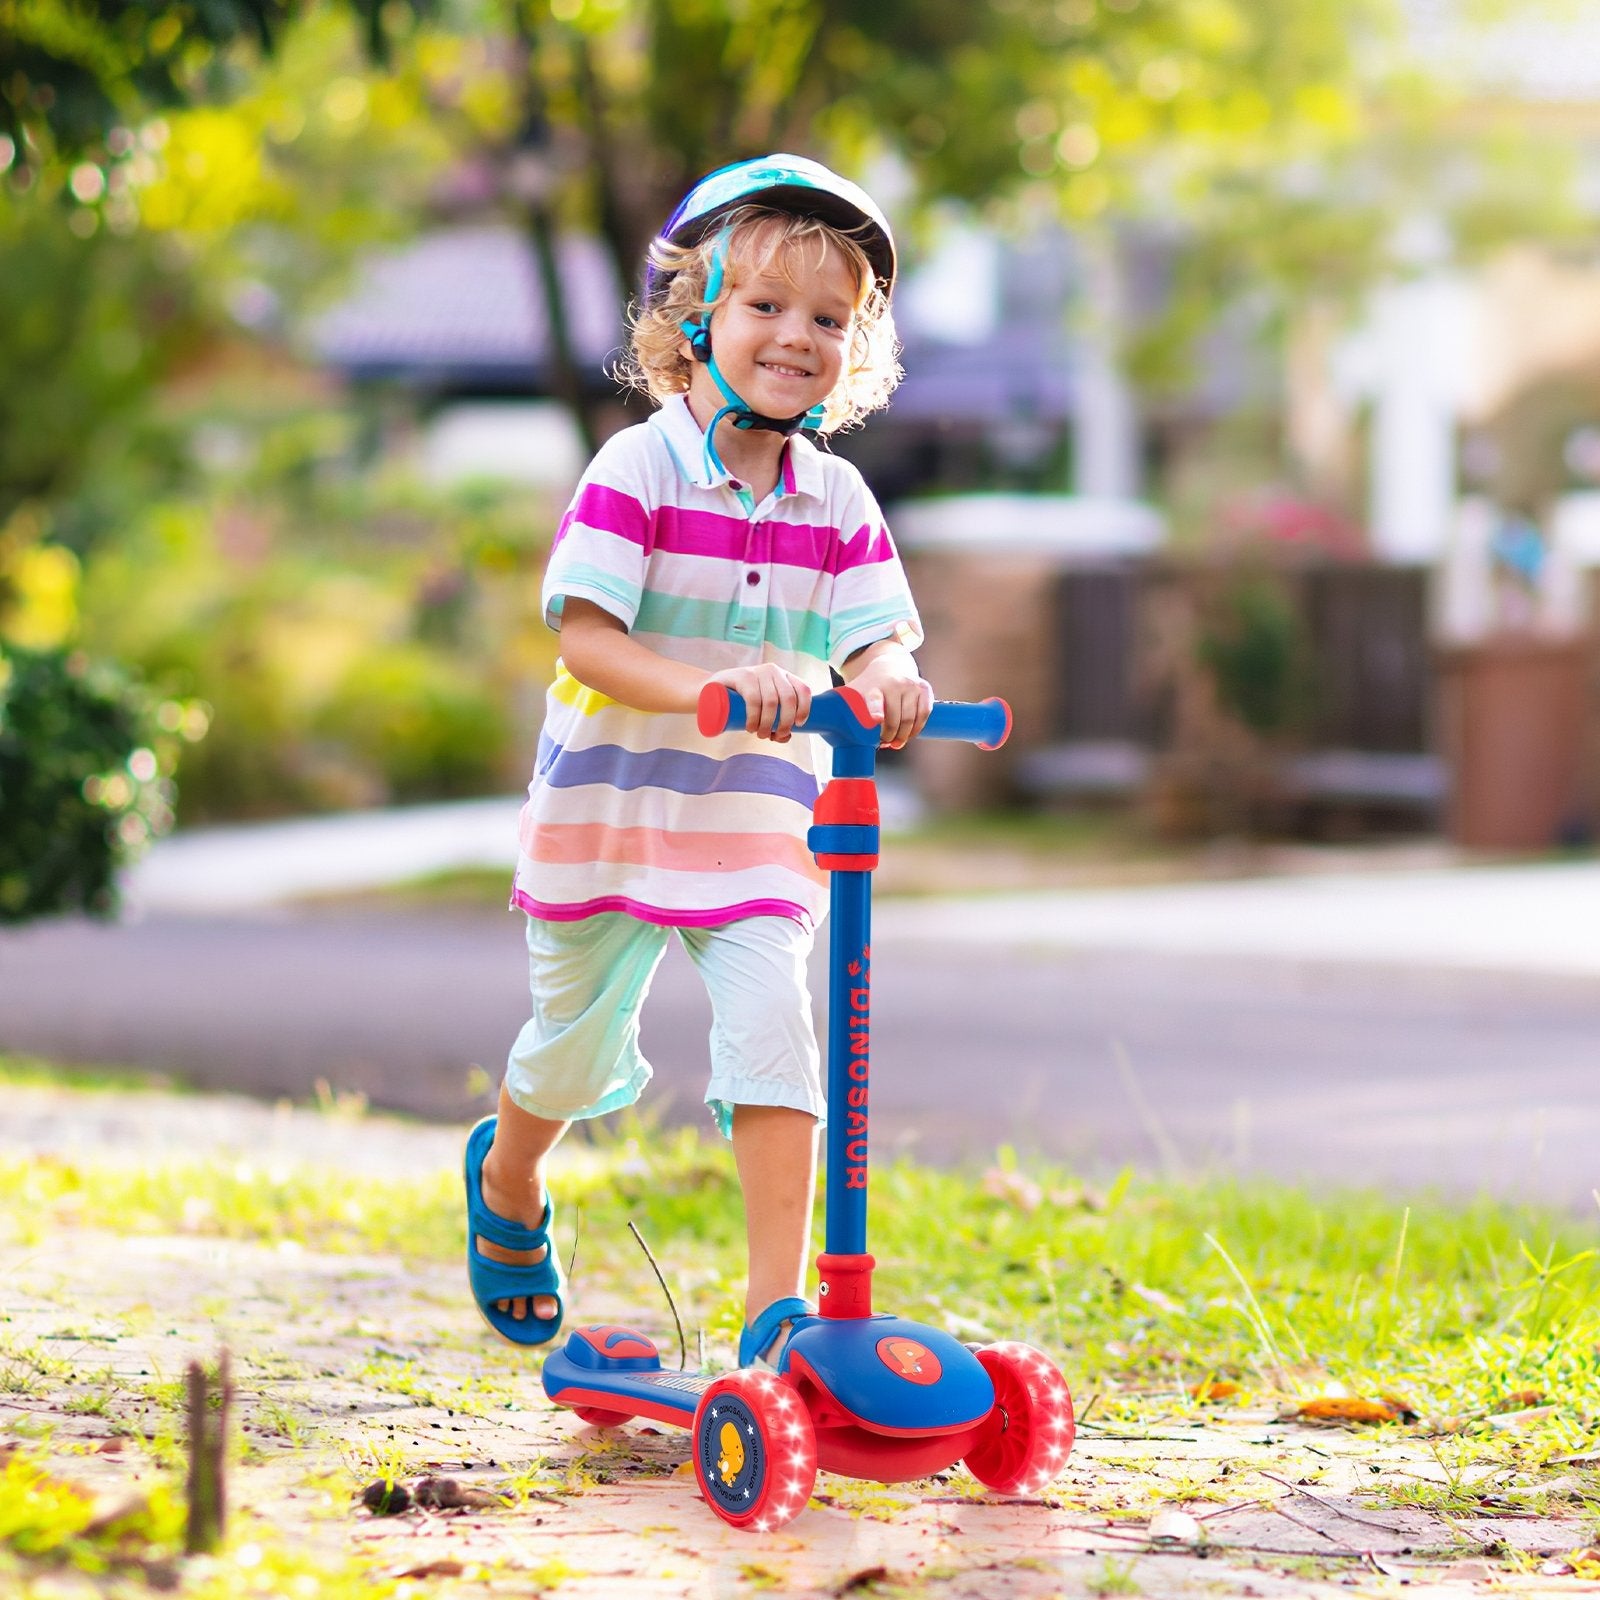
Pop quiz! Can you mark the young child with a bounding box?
[463,155,931,1369]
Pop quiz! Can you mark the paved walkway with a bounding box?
[124,796,527,913]
[4,1081,1596,1600]
[875,859,1600,976]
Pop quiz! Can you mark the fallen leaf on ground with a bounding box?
[413,1476,505,1510]
[83,1493,149,1535]
[1148,1507,1202,1543]
[1484,1406,1556,1432]
[982,1168,1042,1211]
[1439,1561,1500,1582]
[1287,1396,1416,1425]
[1541,1548,1600,1578]
[1492,1388,1545,1411]
[361,1479,411,1515]
[1130,1283,1185,1315]
[386,1559,465,1579]
[835,1567,890,1594]
[1190,1380,1242,1402]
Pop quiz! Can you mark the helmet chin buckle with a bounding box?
[733,405,825,436]
[681,315,822,441]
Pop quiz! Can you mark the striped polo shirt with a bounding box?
[512,393,922,930]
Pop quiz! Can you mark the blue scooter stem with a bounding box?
[697,684,1009,1257]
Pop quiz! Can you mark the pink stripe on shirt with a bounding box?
[553,483,652,552]
[522,820,820,878]
[648,505,897,574]
[512,887,812,928]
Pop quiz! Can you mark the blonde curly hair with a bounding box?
[619,206,901,434]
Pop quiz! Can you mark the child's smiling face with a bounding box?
[685,232,862,425]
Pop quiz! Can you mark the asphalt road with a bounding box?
[4,903,1599,1210]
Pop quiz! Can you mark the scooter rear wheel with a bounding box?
[692,1369,817,1530]
[572,1405,633,1427]
[963,1341,1075,1495]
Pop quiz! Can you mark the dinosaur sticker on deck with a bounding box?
[877,1336,941,1386]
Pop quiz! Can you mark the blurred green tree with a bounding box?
[2,1,440,917]
[0,644,194,921]
[0,0,418,167]
[0,194,202,533]
[374,0,1405,445]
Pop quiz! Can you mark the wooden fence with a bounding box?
[905,548,1597,832]
[1049,562,1433,754]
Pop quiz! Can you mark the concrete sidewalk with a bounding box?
[875,858,1600,977]
[126,797,1600,977]
[124,796,526,914]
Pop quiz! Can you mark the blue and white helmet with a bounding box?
[646,153,897,305]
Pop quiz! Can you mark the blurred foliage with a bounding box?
[0,645,197,922]
[75,406,559,821]
[0,0,428,169]
[0,9,477,857]
[1195,568,1311,739]
[0,193,202,531]
[0,504,203,921]
[367,0,1594,454]
[448,0,1398,251]
[0,4,477,539]
[1477,370,1600,515]
[314,644,508,802]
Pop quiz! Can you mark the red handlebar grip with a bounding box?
[696,682,733,738]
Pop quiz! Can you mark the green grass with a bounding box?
[5,1112,1599,1466]
[0,1445,186,1577]
[302,864,514,909]
[0,1444,415,1598]
[0,1053,186,1094]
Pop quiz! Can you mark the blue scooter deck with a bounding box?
[544,1313,996,1438]
[542,1325,704,1427]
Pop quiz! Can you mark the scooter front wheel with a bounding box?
[963,1341,1076,1495]
[692,1369,817,1530]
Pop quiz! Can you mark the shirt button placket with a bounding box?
[732,514,771,644]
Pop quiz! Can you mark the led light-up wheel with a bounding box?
[691,1370,817,1530]
[963,1341,1076,1495]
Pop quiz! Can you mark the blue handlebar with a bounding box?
[696,683,1010,750]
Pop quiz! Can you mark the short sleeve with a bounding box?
[541,432,655,632]
[825,476,924,670]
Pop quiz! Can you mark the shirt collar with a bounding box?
[650,393,826,503]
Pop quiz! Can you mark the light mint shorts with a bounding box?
[504,913,824,1138]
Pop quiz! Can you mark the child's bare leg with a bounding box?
[478,1082,568,1324]
[732,1104,819,1349]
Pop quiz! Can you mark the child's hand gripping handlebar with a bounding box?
[696,683,1011,750]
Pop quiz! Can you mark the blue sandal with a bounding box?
[739,1296,815,1368]
[464,1116,564,1346]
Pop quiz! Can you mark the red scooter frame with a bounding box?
[541,686,1075,1529]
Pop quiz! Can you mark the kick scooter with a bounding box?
[541,685,1075,1529]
